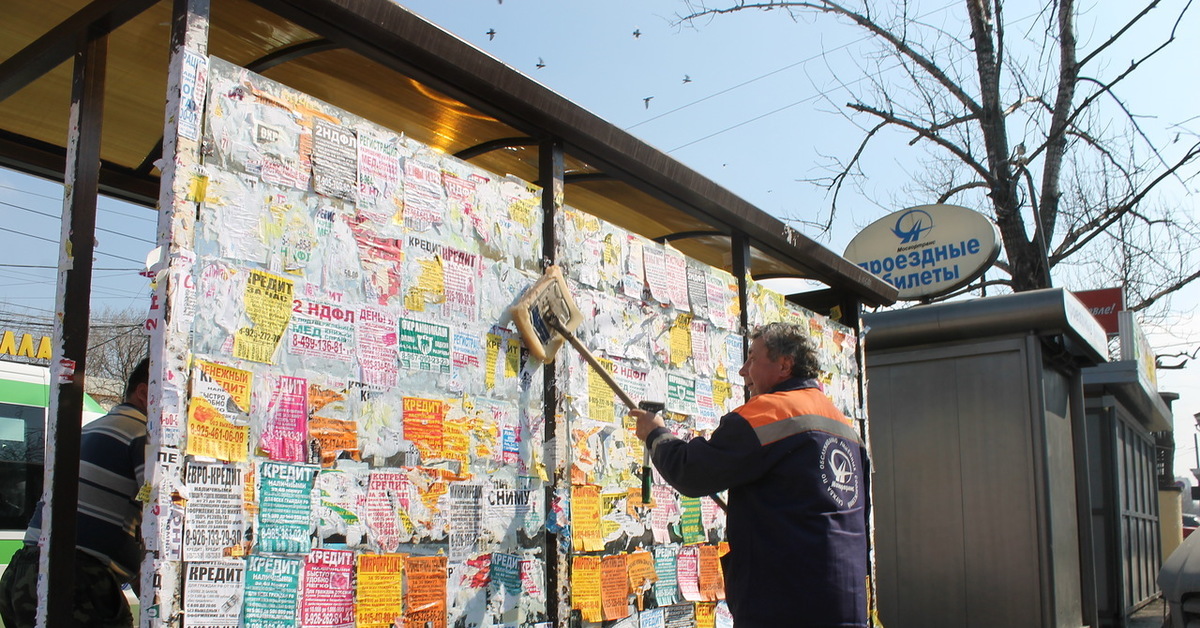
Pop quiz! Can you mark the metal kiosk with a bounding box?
[864,288,1108,628]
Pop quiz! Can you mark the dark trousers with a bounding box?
[0,545,133,628]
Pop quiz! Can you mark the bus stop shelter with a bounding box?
[1,1,897,625]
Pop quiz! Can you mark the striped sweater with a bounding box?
[25,403,147,580]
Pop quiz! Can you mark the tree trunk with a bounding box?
[965,0,1048,290]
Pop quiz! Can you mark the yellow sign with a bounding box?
[0,332,52,360]
[234,270,294,364]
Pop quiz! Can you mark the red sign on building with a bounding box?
[1072,287,1125,335]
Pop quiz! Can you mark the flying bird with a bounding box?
[643,96,654,109]
[536,57,546,69]
[633,29,642,38]
[682,75,692,84]
[486,28,496,40]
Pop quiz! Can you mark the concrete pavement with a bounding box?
[1129,597,1168,628]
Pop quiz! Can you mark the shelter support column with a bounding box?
[42,27,107,628]
[141,0,210,623]
[730,232,750,403]
[537,138,568,625]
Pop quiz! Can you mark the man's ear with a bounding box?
[779,357,795,377]
[131,381,149,413]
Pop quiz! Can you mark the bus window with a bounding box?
[0,402,42,530]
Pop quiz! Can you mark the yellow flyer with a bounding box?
[234,269,294,363]
[600,492,627,540]
[485,332,502,391]
[504,336,520,378]
[186,396,249,462]
[696,601,717,628]
[441,409,472,477]
[571,485,604,552]
[622,414,645,463]
[197,360,252,411]
[670,313,693,367]
[356,554,403,628]
[571,555,603,623]
[712,379,732,411]
[588,359,617,422]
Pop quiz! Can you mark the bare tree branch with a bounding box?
[820,120,890,229]
[1052,143,1200,262]
[1076,0,1172,69]
[847,102,990,180]
[937,180,989,203]
[1158,345,1200,370]
[678,2,984,115]
[679,0,1200,310]
[1133,267,1200,313]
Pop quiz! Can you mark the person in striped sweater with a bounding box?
[0,357,148,628]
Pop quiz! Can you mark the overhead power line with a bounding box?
[1,200,156,245]
[0,182,156,222]
[0,225,146,265]
[0,263,141,270]
[639,0,963,150]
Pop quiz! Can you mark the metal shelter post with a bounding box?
[730,233,751,401]
[139,0,210,622]
[537,138,566,625]
[41,27,107,628]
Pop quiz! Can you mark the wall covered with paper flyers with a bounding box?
[141,56,862,628]
[549,208,861,627]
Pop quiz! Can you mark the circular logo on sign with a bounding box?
[891,208,935,244]
[819,437,860,508]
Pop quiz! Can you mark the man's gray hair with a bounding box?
[748,322,821,380]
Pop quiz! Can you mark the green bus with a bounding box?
[0,360,106,567]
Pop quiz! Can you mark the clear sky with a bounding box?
[2,0,1198,472]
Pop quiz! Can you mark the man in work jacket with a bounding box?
[633,322,868,628]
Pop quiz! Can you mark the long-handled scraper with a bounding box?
[511,265,661,503]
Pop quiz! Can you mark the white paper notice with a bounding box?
[183,561,245,627]
[622,238,645,299]
[403,159,446,230]
[356,305,400,388]
[182,461,246,561]
[442,246,482,321]
[642,245,669,304]
[663,249,691,312]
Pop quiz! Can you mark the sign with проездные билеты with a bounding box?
[843,204,1001,300]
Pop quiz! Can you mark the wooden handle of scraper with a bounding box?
[547,318,636,409]
[546,317,655,505]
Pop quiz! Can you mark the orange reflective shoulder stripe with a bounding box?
[737,389,857,445]
[738,389,847,428]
